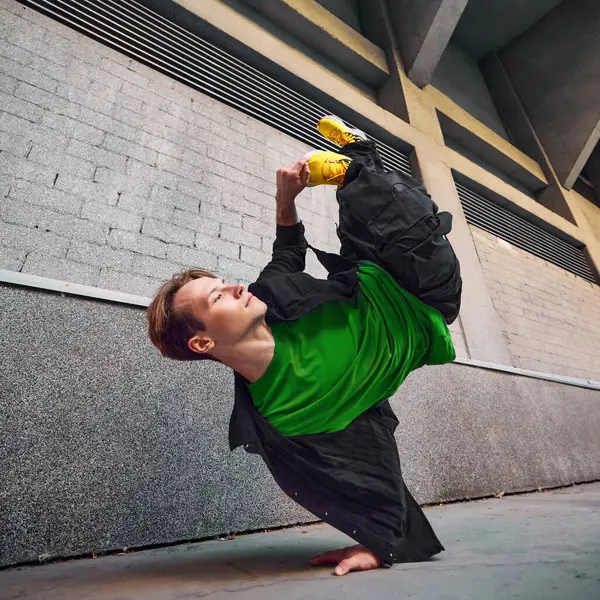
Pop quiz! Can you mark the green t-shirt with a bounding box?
[248,261,455,436]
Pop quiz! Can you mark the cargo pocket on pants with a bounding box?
[379,212,453,295]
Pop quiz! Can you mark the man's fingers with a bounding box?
[334,553,381,576]
[310,549,345,565]
[290,157,308,173]
[301,162,310,186]
[334,558,354,576]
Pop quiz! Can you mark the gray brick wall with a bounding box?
[0,0,338,297]
[471,226,600,381]
[0,0,473,354]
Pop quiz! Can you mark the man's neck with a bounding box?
[213,320,275,383]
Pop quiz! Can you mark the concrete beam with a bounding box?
[410,149,513,365]
[239,0,389,88]
[565,126,600,191]
[386,0,469,88]
[315,0,361,31]
[356,0,410,123]
[498,0,600,190]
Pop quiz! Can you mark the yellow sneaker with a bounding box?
[304,150,352,187]
[317,115,366,147]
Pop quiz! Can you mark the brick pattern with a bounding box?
[471,226,600,381]
[0,1,471,354]
[0,0,339,297]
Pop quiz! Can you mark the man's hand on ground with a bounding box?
[310,544,383,576]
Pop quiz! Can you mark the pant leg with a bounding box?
[341,140,386,173]
[334,140,387,264]
[335,143,462,324]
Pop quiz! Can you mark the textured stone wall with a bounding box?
[1,284,598,567]
[0,0,340,297]
[471,226,600,381]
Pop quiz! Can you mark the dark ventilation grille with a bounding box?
[457,181,597,284]
[20,0,412,175]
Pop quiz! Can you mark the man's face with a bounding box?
[174,276,268,355]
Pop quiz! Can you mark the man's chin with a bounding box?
[250,308,267,327]
[253,298,268,314]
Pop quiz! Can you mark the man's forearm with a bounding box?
[276,192,300,227]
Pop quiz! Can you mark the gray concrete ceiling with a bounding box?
[453,0,565,60]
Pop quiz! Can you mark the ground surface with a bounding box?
[1,483,599,600]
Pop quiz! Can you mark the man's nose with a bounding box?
[225,282,244,298]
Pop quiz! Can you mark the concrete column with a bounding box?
[361,0,511,362]
[411,147,513,364]
[498,0,600,190]
[385,0,469,88]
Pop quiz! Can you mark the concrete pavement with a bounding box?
[1,483,599,600]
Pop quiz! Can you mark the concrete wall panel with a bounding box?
[1,285,598,567]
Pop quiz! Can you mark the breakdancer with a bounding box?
[147,116,462,575]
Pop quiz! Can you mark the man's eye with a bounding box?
[215,294,223,302]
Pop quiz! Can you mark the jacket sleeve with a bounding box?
[256,221,308,282]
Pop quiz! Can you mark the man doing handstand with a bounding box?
[147,116,462,576]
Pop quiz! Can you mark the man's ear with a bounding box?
[188,335,214,356]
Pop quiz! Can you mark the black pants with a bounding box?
[336,141,462,324]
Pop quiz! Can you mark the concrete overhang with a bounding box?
[427,87,548,192]
[239,0,389,88]
[436,112,547,193]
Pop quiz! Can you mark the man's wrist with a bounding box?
[276,191,299,226]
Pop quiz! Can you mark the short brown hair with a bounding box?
[147,269,217,361]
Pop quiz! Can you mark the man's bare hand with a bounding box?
[276,157,310,205]
[274,157,310,226]
[310,544,383,576]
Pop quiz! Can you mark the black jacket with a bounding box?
[229,222,444,565]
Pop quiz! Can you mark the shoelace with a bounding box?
[328,128,358,147]
[323,158,351,183]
